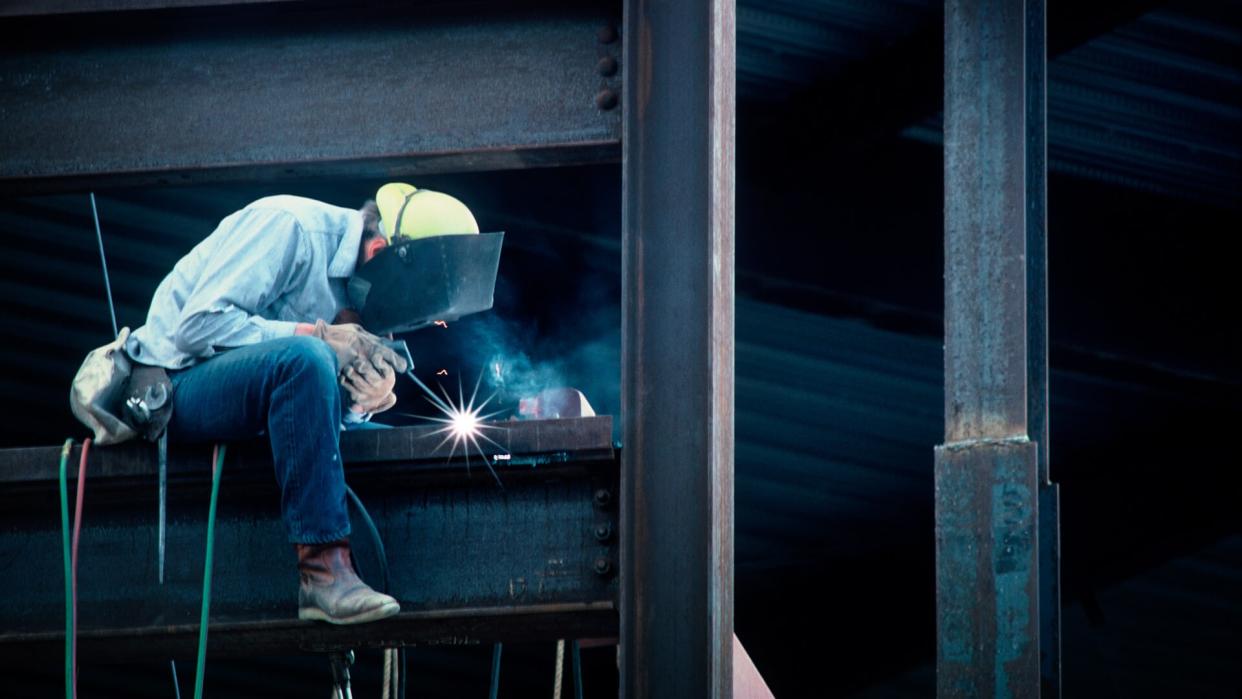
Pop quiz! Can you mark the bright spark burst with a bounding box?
[450,409,478,438]
[398,369,507,486]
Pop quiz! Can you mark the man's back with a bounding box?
[127,196,363,369]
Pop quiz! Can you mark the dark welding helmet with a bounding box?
[348,232,504,334]
[346,183,504,334]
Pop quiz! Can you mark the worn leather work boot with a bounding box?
[296,540,400,624]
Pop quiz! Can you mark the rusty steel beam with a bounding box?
[936,1,1045,697]
[0,418,619,658]
[0,0,297,17]
[0,3,621,194]
[621,0,735,697]
[0,415,616,485]
[6,604,617,661]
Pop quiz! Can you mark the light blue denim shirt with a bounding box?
[127,195,363,370]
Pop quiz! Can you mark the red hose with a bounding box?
[71,438,91,699]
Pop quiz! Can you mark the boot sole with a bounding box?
[299,600,401,625]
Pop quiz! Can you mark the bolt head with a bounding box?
[595,89,619,111]
[593,522,612,541]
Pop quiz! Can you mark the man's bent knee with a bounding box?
[272,335,339,382]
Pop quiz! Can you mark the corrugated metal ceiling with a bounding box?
[737,0,934,100]
[905,2,1242,205]
[738,0,1241,206]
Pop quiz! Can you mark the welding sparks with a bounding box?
[433,320,448,328]
[398,368,507,486]
[436,369,448,376]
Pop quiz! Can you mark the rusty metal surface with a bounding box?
[0,0,298,16]
[935,439,1040,698]
[0,416,614,484]
[0,3,621,193]
[2,604,617,660]
[943,0,1030,444]
[0,417,619,655]
[939,1,1045,696]
[621,0,735,697]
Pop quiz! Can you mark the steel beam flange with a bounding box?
[935,438,1040,698]
[0,6,622,192]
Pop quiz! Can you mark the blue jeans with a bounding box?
[166,336,350,544]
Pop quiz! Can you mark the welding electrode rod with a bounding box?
[158,433,167,584]
[404,370,454,414]
[89,192,119,340]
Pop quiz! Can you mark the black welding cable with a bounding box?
[88,193,119,339]
[344,485,407,699]
[344,485,389,592]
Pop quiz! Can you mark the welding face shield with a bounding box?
[346,183,504,334]
[348,232,504,334]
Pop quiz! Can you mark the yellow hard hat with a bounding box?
[375,182,479,243]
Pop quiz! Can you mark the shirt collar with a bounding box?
[327,211,364,278]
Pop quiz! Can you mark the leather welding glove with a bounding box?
[310,320,409,375]
[342,357,399,415]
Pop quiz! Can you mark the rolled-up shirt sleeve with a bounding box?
[173,207,306,357]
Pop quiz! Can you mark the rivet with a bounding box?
[593,488,612,507]
[597,25,618,44]
[593,522,612,542]
[595,89,618,111]
[593,557,612,575]
[597,56,618,77]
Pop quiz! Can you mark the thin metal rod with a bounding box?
[88,193,119,339]
[170,660,181,699]
[489,643,502,699]
[571,640,583,699]
[553,639,565,699]
[1026,0,1061,693]
[158,433,167,585]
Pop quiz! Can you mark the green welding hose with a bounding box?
[59,439,73,699]
[194,444,226,699]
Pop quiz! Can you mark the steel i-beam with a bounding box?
[937,1,1048,696]
[621,1,736,697]
[0,418,619,658]
[0,3,622,193]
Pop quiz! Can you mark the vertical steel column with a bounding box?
[621,0,736,696]
[937,1,1042,697]
[1025,1,1062,695]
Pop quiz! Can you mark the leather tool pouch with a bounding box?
[69,327,174,445]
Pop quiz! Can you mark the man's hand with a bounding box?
[307,320,409,374]
[342,357,398,414]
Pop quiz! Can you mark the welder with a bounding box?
[122,183,482,625]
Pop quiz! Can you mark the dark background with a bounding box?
[1,0,1239,696]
